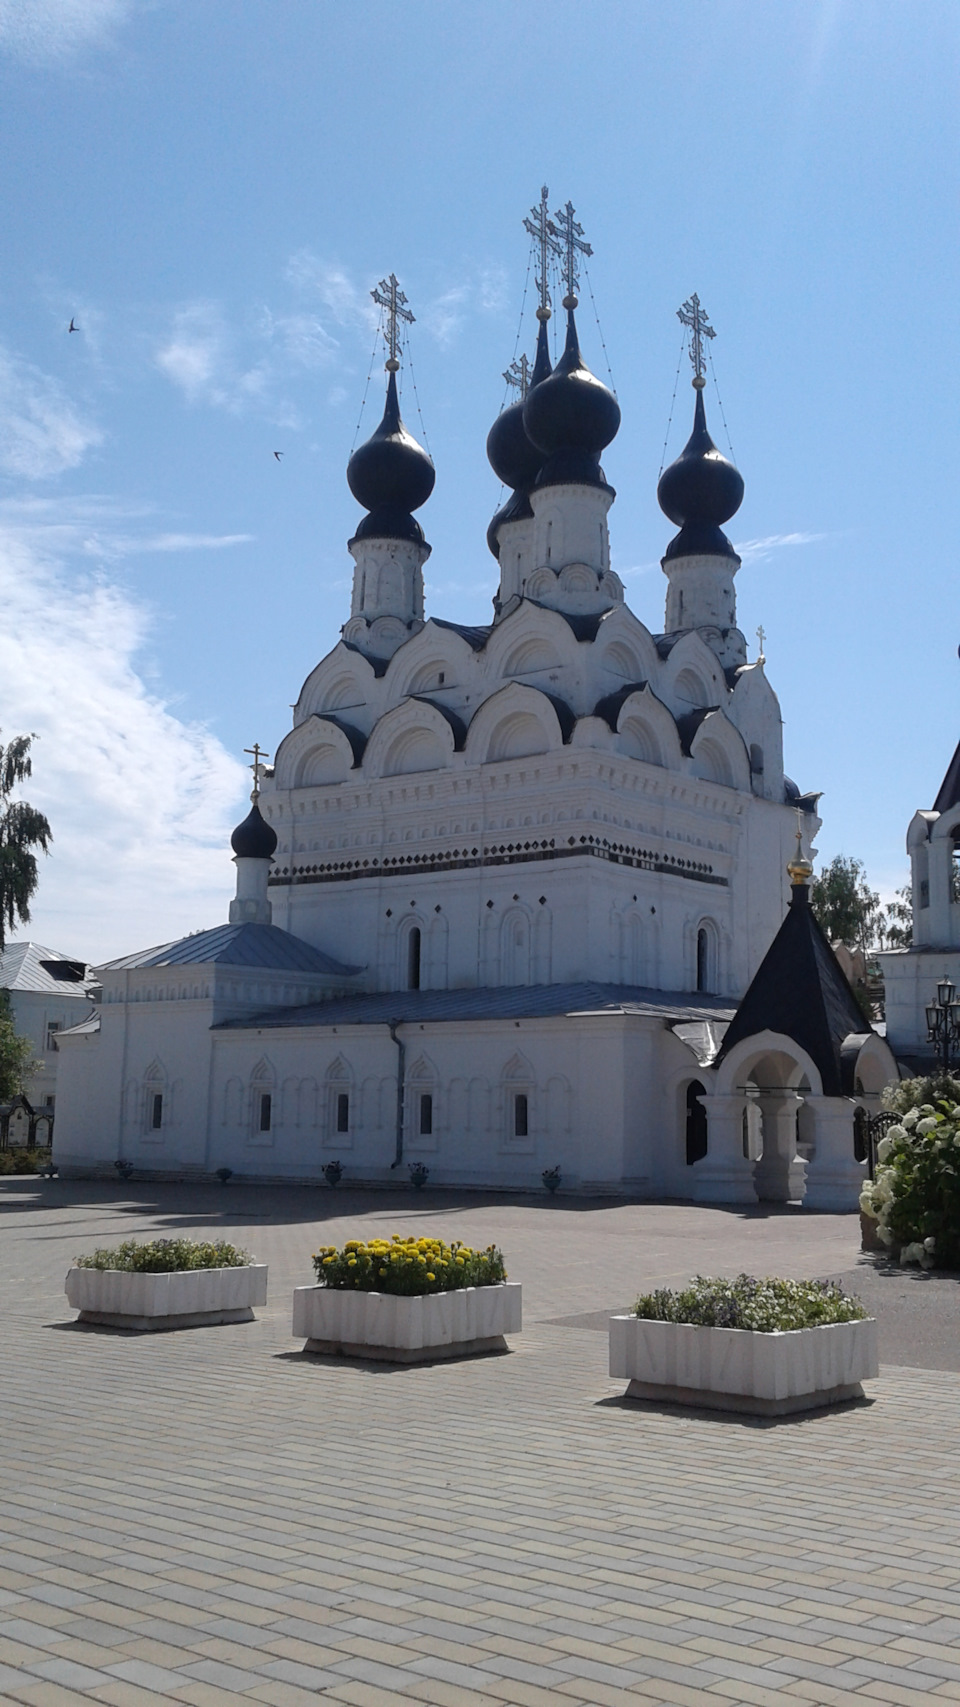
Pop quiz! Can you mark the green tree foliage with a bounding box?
[0,990,34,1103]
[810,854,881,950]
[0,732,52,952]
[884,883,913,949]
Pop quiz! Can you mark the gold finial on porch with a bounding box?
[787,810,813,887]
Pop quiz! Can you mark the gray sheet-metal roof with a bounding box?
[215,981,737,1032]
[0,942,94,996]
[101,922,360,977]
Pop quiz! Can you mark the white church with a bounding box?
[55,195,897,1206]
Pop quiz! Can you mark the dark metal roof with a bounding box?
[214,981,737,1032]
[101,922,359,977]
[715,885,872,1096]
[430,618,493,651]
[593,682,649,730]
[410,696,468,749]
[934,738,960,813]
[341,639,390,677]
[312,714,367,765]
[675,706,721,756]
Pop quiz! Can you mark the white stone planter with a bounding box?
[609,1314,879,1416]
[65,1264,268,1331]
[292,1282,522,1363]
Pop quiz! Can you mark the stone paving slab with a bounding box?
[1,1180,960,1706]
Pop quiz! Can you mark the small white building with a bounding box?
[54,228,894,1202]
[879,742,960,1065]
[0,941,96,1144]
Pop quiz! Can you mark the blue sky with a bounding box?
[1,0,958,959]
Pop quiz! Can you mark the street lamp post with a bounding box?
[925,979,960,1076]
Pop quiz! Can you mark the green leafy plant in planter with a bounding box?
[408,1162,429,1190]
[542,1165,561,1194]
[0,1147,49,1176]
[215,1167,233,1185]
[860,1086,960,1268]
[114,1159,134,1180]
[634,1274,866,1331]
[75,1237,251,1273]
[312,1234,506,1295]
[323,1160,343,1187]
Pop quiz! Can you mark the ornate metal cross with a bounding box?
[523,185,561,320]
[553,199,592,307]
[756,624,766,664]
[677,293,716,385]
[371,274,414,370]
[244,743,270,798]
[503,353,531,399]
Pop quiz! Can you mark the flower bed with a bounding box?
[610,1275,877,1416]
[294,1234,519,1362]
[860,1080,960,1269]
[312,1234,506,1294]
[66,1238,267,1331]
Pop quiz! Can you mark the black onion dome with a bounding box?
[346,369,435,535]
[657,388,744,561]
[487,398,542,491]
[231,800,278,860]
[523,308,621,465]
[486,320,553,492]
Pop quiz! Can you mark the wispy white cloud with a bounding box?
[0,495,253,564]
[734,531,827,563]
[257,307,340,371]
[0,522,247,962]
[0,347,102,478]
[0,0,132,64]
[284,253,379,334]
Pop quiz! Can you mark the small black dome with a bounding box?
[487,398,542,491]
[485,319,553,492]
[523,308,620,463]
[347,369,435,524]
[486,487,533,560]
[231,800,278,860]
[657,387,744,532]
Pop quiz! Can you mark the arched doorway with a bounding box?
[685,1081,708,1165]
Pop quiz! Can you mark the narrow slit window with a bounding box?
[514,1093,528,1138]
[259,1092,272,1133]
[408,927,421,991]
[336,1092,350,1133]
[696,927,709,993]
[419,1093,433,1136]
[151,1092,163,1130]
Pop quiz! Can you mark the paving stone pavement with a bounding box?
[1,1177,960,1707]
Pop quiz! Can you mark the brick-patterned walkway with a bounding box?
[2,1179,959,1707]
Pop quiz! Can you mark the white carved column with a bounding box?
[802,1096,866,1211]
[691,1094,758,1204]
[753,1090,806,1202]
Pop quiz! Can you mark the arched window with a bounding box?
[514,1093,529,1138]
[407,927,421,991]
[258,1093,272,1134]
[697,928,708,992]
[419,1093,433,1136]
[685,1081,707,1165]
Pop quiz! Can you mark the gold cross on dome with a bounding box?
[553,199,592,308]
[371,273,415,370]
[244,743,270,799]
[677,292,716,386]
[523,185,561,320]
[503,353,531,399]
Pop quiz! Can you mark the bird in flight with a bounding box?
[273,450,284,461]
[68,318,79,333]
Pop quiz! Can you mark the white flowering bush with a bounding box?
[860,1080,960,1268]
